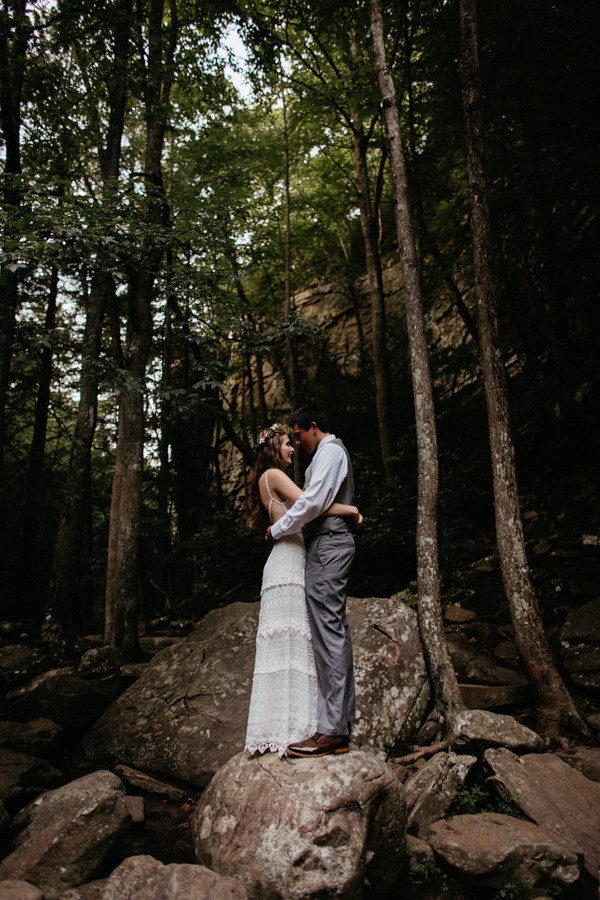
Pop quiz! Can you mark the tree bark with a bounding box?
[281,81,299,417]
[104,0,176,659]
[0,0,29,515]
[369,0,463,724]
[19,266,58,618]
[44,0,134,648]
[45,273,107,645]
[458,0,587,739]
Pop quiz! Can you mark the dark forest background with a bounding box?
[1,0,598,656]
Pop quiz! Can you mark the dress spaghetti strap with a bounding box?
[265,471,285,523]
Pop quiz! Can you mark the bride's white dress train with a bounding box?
[245,531,318,756]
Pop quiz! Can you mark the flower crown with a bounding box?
[254,423,284,455]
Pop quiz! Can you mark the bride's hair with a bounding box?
[248,425,289,531]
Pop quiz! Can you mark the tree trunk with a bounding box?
[351,119,393,470]
[45,273,106,646]
[369,0,463,723]
[104,0,175,659]
[44,0,133,648]
[19,266,58,619]
[281,81,299,417]
[458,0,587,739]
[0,0,29,514]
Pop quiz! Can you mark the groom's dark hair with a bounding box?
[290,405,330,432]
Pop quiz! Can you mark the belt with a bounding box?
[307,530,351,541]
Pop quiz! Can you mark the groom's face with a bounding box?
[292,424,318,455]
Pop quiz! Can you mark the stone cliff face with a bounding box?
[253,259,477,410]
[221,259,475,506]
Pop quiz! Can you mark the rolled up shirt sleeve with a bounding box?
[270,440,348,539]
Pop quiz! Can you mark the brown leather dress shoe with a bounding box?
[287,732,350,758]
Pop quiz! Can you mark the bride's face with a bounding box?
[278,434,295,468]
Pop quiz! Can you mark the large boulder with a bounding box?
[100,855,247,899]
[0,719,62,757]
[350,596,429,749]
[191,749,406,899]
[427,813,581,890]
[0,748,60,806]
[404,751,477,837]
[6,668,121,734]
[484,747,600,879]
[0,770,130,892]
[450,709,544,754]
[84,597,428,786]
[0,646,44,694]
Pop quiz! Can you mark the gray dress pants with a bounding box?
[304,532,356,735]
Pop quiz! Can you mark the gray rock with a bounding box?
[0,770,131,892]
[0,646,44,693]
[6,668,121,733]
[77,646,123,680]
[114,764,186,800]
[84,603,259,787]
[484,747,600,878]
[405,834,436,877]
[348,596,429,750]
[100,855,247,899]
[428,812,581,888]
[450,709,544,754]
[458,683,530,709]
[192,749,406,899]
[0,718,62,755]
[124,795,145,823]
[404,751,477,837]
[447,633,525,686]
[557,746,600,783]
[0,748,61,803]
[0,882,44,900]
[84,597,428,787]
[561,597,600,642]
[48,882,107,899]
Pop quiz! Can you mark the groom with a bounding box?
[266,405,356,757]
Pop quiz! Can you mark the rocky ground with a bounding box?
[0,516,599,898]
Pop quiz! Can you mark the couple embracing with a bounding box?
[245,405,362,759]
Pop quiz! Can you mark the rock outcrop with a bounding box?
[192,749,406,899]
[100,854,247,899]
[428,812,581,890]
[84,597,428,786]
[404,751,477,837]
[484,747,600,878]
[0,770,131,892]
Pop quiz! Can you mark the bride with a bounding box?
[244,423,362,756]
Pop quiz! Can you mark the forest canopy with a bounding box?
[1,0,598,663]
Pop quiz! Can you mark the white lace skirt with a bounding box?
[245,533,318,756]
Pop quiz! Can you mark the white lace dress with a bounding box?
[245,488,318,756]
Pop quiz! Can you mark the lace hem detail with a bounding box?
[245,530,316,759]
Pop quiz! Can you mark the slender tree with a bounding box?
[369,0,463,723]
[19,266,58,615]
[0,0,30,511]
[458,0,587,738]
[44,0,134,648]
[104,0,177,659]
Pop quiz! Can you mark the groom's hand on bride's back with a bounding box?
[265,526,274,543]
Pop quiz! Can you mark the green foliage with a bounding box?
[452,779,527,821]
[2,0,598,636]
